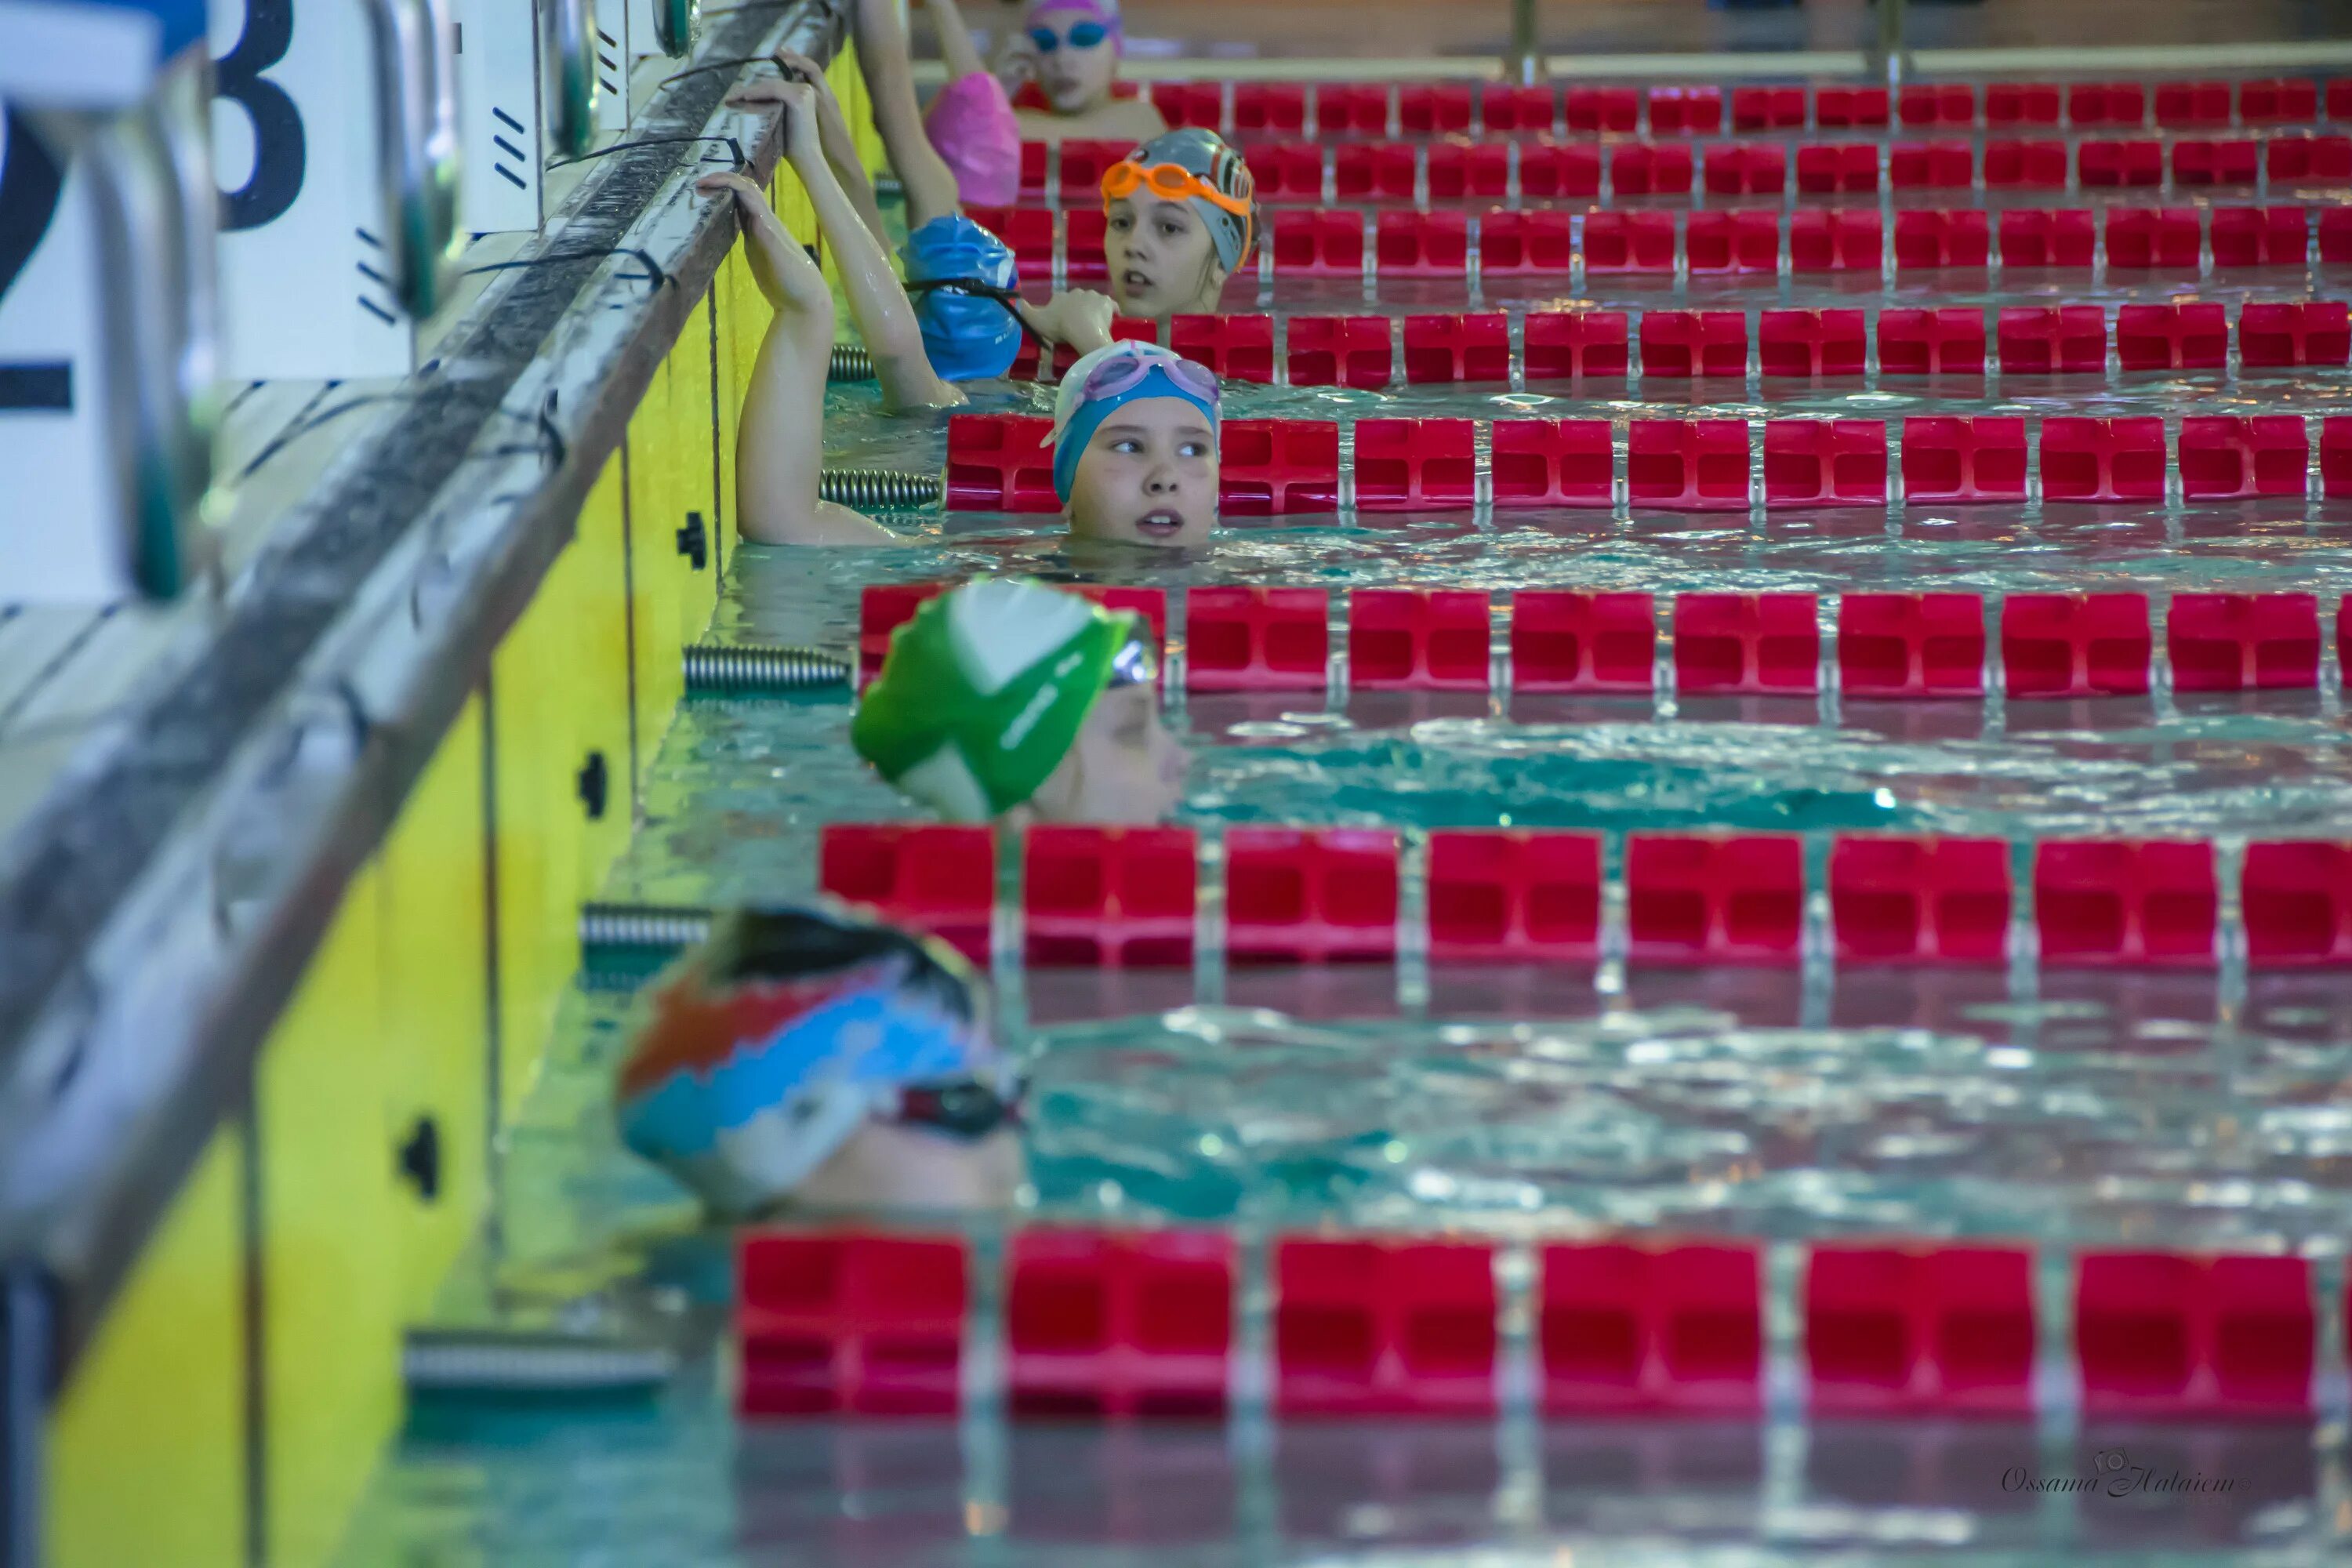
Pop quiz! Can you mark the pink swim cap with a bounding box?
[924,71,1022,208]
[1025,0,1122,31]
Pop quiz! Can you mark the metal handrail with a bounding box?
[361,0,464,319]
[547,0,601,157]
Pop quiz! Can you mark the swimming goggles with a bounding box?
[894,1074,1024,1139]
[1029,20,1110,51]
[1100,158,1255,221]
[1075,343,1222,408]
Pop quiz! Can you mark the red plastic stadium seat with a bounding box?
[1805,1246,2035,1414]
[1426,829,1603,962]
[1521,311,1630,383]
[738,1231,968,1416]
[1225,828,1399,964]
[1674,593,1822,691]
[1022,826,1199,967]
[1539,1242,1763,1415]
[1491,419,1617,506]
[1185,586,1329,690]
[1626,833,1806,964]
[1762,419,1886,506]
[2037,418,2166,501]
[1900,416,2027,503]
[1508,590,1654,688]
[1348,588,1490,688]
[1876,308,1986,375]
[2001,593,2153,696]
[1273,1236,1497,1416]
[2075,1253,2314,1417]
[2241,841,2352,967]
[1006,1229,1234,1419]
[819,822,994,964]
[1835,594,1987,699]
[1639,309,1748,379]
[1828,836,2009,964]
[2166,592,2320,687]
[1627,419,1750,509]
[1354,417,1477,510]
[2174,418,2308,499]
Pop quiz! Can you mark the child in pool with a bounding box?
[716,72,1115,413]
[616,901,1025,1215]
[699,148,1223,551]
[993,0,1166,143]
[854,577,1189,825]
[1098,127,1259,318]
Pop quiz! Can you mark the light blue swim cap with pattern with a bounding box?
[900,214,1025,383]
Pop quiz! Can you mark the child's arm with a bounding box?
[769,81,963,414]
[921,0,989,85]
[699,170,897,546]
[769,49,891,251]
[851,0,964,231]
[1017,289,1116,356]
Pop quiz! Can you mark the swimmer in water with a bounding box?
[1099,128,1259,319]
[616,901,1024,1215]
[993,0,1166,143]
[854,578,1189,826]
[717,70,1116,412]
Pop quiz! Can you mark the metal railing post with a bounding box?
[1872,0,1911,89]
[1505,0,1543,85]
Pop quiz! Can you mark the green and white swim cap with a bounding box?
[851,579,1145,821]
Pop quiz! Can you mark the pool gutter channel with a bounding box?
[0,0,847,1381]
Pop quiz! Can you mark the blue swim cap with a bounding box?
[900,214,1025,383]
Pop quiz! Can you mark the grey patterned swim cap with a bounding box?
[1109,127,1258,274]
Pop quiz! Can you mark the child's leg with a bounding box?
[851,0,964,229]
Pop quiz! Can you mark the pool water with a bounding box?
[338,191,2352,1565]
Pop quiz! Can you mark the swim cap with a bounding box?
[899,214,1024,383]
[615,903,1008,1217]
[852,579,1144,820]
[923,70,1022,208]
[1025,0,1121,31]
[1106,128,1257,275]
[1051,340,1221,503]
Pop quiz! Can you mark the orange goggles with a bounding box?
[1100,158,1255,220]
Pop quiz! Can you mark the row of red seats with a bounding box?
[1047,132,2352,205]
[944,412,2348,513]
[969,203,2339,281]
[1014,303,2348,388]
[1027,132,2352,202]
[1141,77,2352,139]
[821,817,2352,971]
[740,1227,2326,1420]
[862,581,2339,704]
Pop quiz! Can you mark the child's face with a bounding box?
[1030,683,1189,825]
[793,1121,1026,1210]
[1065,394,1218,548]
[1031,6,1119,113]
[1105,193,1228,318]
